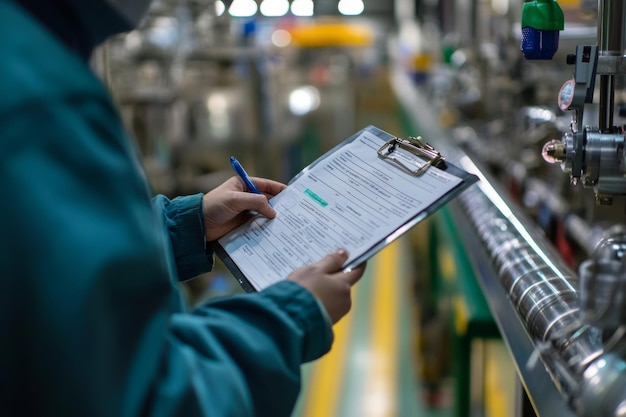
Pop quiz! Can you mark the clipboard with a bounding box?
[213,125,479,292]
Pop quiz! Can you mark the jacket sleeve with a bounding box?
[0,49,333,417]
[152,193,214,281]
[150,281,333,417]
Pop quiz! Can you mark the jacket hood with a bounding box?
[14,0,136,60]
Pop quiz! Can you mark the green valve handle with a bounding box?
[521,0,564,60]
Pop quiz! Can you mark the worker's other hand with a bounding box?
[288,249,366,324]
[203,176,286,241]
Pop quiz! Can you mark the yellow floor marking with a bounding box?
[485,341,515,417]
[363,242,400,417]
[438,246,456,283]
[299,277,356,417]
[454,296,468,335]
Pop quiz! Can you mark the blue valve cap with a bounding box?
[521,27,559,60]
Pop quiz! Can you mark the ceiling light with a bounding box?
[291,0,314,17]
[215,0,226,16]
[338,0,364,16]
[229,0,258,17]
[260,0,289,17]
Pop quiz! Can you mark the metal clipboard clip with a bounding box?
[377,135,445,176]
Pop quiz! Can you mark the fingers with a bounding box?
[234,193,277,219]
[314,250,364,286]
[287,250,366,324]
[227,176,286,196]
[341,262,366,286]
[315,249,349,273]
[316,250,365,285]
[225,176,285,218]
[249,177,287,197]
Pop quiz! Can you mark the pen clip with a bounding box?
[377,136,445,176]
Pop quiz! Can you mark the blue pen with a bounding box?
[230,156,262,194]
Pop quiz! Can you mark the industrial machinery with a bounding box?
[102,0,378,196]
[475,0,626,415]
[393,0,626,416]
[536,1,626,414]
[541,0,626,205]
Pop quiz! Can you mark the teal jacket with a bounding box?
[0,2,332,416]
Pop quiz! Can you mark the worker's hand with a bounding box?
[288,249,366,324]
[202,176,286,241]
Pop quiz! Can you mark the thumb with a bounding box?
[340,262,366,286]
[316,249,349,273]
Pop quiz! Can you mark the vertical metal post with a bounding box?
[598,74,614,131]
[597,0,625,131]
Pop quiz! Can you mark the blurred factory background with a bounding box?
[96,0,626,416]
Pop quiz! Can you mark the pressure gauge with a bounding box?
[558,79,575,111]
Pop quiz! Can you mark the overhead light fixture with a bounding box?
[289,86,320,116]
[291,0,314,17]
[215,0,226,16]
[271,29,292,47]
[491,0,509,15]
[260,0,289,16]
[338,0,364,16]
[229,0,258,17]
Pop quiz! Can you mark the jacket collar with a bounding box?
[14,0,132,61]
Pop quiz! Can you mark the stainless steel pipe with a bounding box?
[455,157,626,416]
[457,177,603,380]
[391,67,626,416]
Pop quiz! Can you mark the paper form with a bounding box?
[217,129,464,290]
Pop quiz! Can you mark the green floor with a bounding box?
[292,237,453,417]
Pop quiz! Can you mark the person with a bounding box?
[0,1,366,416]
